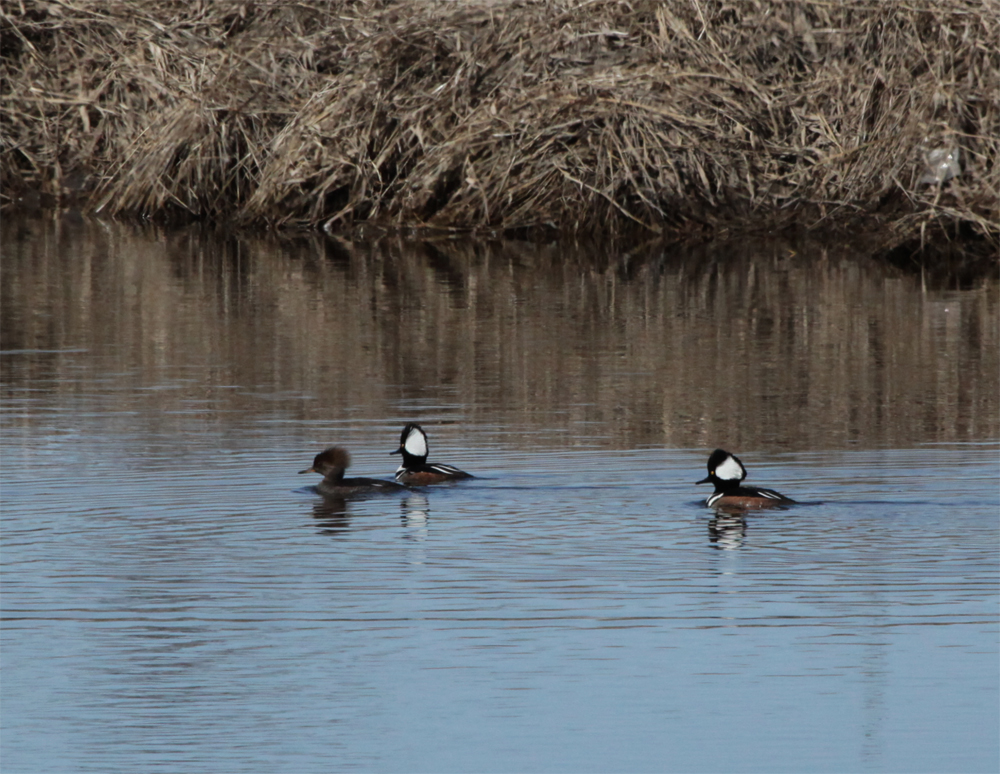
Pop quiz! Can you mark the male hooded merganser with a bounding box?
[300,446,407,496]
[391,423,473,485]
[696,449,794,509]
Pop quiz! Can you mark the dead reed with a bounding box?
[2,0,997,254]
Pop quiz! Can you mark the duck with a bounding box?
[696,448,794,509]
[300,446,407,496]
[391,423,473,485]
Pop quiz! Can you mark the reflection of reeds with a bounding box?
[2,1,997,256]
[2,217,997,451]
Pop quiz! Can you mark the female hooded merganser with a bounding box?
[391,423,473,485]
[300,446,407,497]
[696,449,794,509]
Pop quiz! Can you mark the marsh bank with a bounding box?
[2,0,997,265]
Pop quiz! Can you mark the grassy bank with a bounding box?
[2,0,998,257]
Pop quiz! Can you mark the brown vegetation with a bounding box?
[2,0,998,255]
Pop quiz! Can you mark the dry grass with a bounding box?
[2,0,998,253]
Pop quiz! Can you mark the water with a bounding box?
[2,215,998,773]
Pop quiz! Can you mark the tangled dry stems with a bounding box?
[2,0,998,250]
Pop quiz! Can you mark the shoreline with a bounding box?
[2,1,997,265]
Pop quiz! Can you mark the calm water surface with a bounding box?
[2,216,998,773]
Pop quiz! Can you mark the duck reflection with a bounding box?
[400,494,431,550]
[708,512,747,550]
[311,497,351,535]
[400,492,431,523]
[306,485,429,538]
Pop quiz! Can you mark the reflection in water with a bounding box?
[1,214,997,452]
[860,637,889,769]
[400,492,430,523]
[707,514,747,550]
[1,208,997,774]
[310,497,351,534]
[308,488,419,535]
[307,488,431,538]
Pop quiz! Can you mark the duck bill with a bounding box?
[696,475,712,484]
[390,447,402,455]
[298,467,316,475]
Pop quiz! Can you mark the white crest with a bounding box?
[714,454,745,482]
[404,426,428,457]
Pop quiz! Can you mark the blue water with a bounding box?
[1,217,998,772]
[2,428,997,773]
